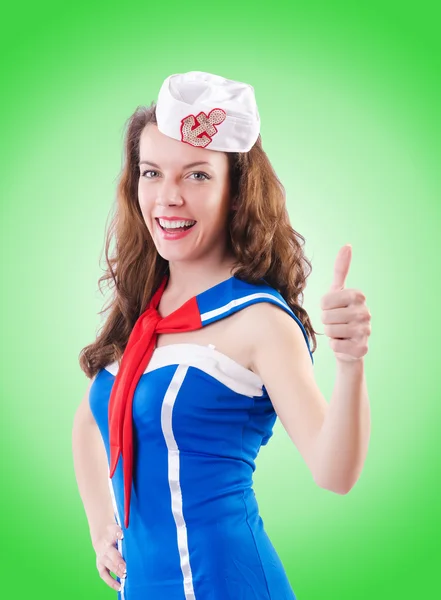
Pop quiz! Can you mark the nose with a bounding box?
[155,179,184,207]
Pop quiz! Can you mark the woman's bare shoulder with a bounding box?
[232,300,291,356]
[237,298,291,329]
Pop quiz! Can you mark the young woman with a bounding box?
[72,71,371,600]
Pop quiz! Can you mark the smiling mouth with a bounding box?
[156,219,196,232]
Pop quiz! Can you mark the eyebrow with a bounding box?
[138,160,212,169]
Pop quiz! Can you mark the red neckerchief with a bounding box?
[108,274,202,528]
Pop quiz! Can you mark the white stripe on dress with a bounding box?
[200,292,291,323]
[161,364,196,600]
[105,344,264,397]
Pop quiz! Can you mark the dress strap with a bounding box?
[196,276,314,365]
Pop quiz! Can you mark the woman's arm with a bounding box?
[313,358,370,494]
[249,302,371,494]
[72,379,116,549]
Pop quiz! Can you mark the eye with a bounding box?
[141,170,159,178]
[189,172,210,181]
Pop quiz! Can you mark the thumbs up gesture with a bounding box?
[320,245,372,362]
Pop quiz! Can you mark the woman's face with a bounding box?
[137,124,232,264]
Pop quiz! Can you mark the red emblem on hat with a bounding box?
[180,108,226,148]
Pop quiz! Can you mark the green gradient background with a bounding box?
[1,1,440,598]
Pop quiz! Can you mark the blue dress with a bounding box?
[89,275,314,599]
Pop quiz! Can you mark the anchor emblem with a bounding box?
[180,108,227,148]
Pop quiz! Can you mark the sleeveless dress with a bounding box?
[89,275,314,600]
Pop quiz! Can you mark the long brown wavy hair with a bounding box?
[79,102,321,379]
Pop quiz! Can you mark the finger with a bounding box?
[321,306,358,324]
[97,550,126,583]
[106,545,127,577]
[329,338,368,357]
[329,245,352,292]
[97,561,123,592]
[321,289,354,311]
[323,323,353,339]
[96,541,126,578]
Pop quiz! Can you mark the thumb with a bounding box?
[329,244,352,292]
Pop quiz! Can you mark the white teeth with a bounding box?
[158,218,196,229]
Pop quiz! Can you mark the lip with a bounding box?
[155,218,196,241]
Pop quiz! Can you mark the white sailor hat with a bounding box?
[155,71,260,153]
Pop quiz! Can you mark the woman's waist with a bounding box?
[119,482,259,542]
[120,493,265,568]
